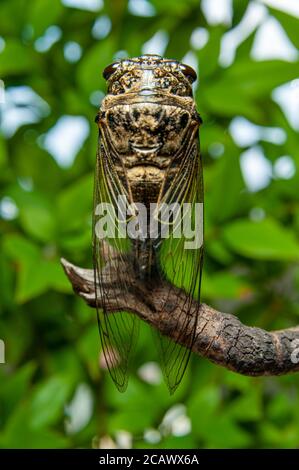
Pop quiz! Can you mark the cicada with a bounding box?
[93,54,203,393]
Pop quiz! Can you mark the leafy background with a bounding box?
[1,0,299,449]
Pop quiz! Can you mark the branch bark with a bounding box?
[61,256,299,377]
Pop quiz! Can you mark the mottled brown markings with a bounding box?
[92,55,203,393]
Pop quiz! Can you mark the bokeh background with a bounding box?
[1,0,299,449]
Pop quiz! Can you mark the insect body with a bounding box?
[94,55,203,393]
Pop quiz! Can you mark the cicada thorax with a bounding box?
[98,99,200,277]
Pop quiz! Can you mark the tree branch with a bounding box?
[61,256,299,376]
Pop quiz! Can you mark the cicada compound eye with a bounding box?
[103,61,120,80]
[179,63,197,83]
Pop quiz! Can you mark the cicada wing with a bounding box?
[153,140,204,394]
[93,139,139,392]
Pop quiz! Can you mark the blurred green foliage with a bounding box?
[1,0,299,449]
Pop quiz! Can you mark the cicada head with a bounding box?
[102,54,197,98]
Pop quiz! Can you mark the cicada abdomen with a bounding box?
[93,54,203,393]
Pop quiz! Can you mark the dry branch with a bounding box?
[61,257,299,376]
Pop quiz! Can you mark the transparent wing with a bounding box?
[153,137,204,394]
[93,137,139,392]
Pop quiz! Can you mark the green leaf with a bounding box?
[166,14,200,60]
[0,363,36,422]
[77,40,115,96]
[13,143,62,194]
[203,415,252,448]
[202,271,252,300]
[77,325,100,380]
[260,422,299,449]
[235,28,258,61]
[3,234,40,264]
[19,204,56,243]
[227,389,262,421]
[0,250,15,309]
[0,40,37,75]
[3,234,71,302]
[188,385,221,434]
[0,135,7,169]
[45,260,72,293]
[0,405,70,448]
[267,393,293,423]
[188,384,252,446]
[15,257,52,303]
[223,218,299,261]
[151,0,198,15]
[202,60,299,122]
[232,0,248,26]
[57,174,93,232]
[29,0,63,38]
[199,83,264,121]
[106,377,166,432]
[269,7,299,49]
[0,315,32,364]
[108,409,154,434]
[197,26,224,78]
[15,257,71,302]
[225,60,299,98]
[222,370,253,392]
[207,146,246,222]
[30,375,74,428]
